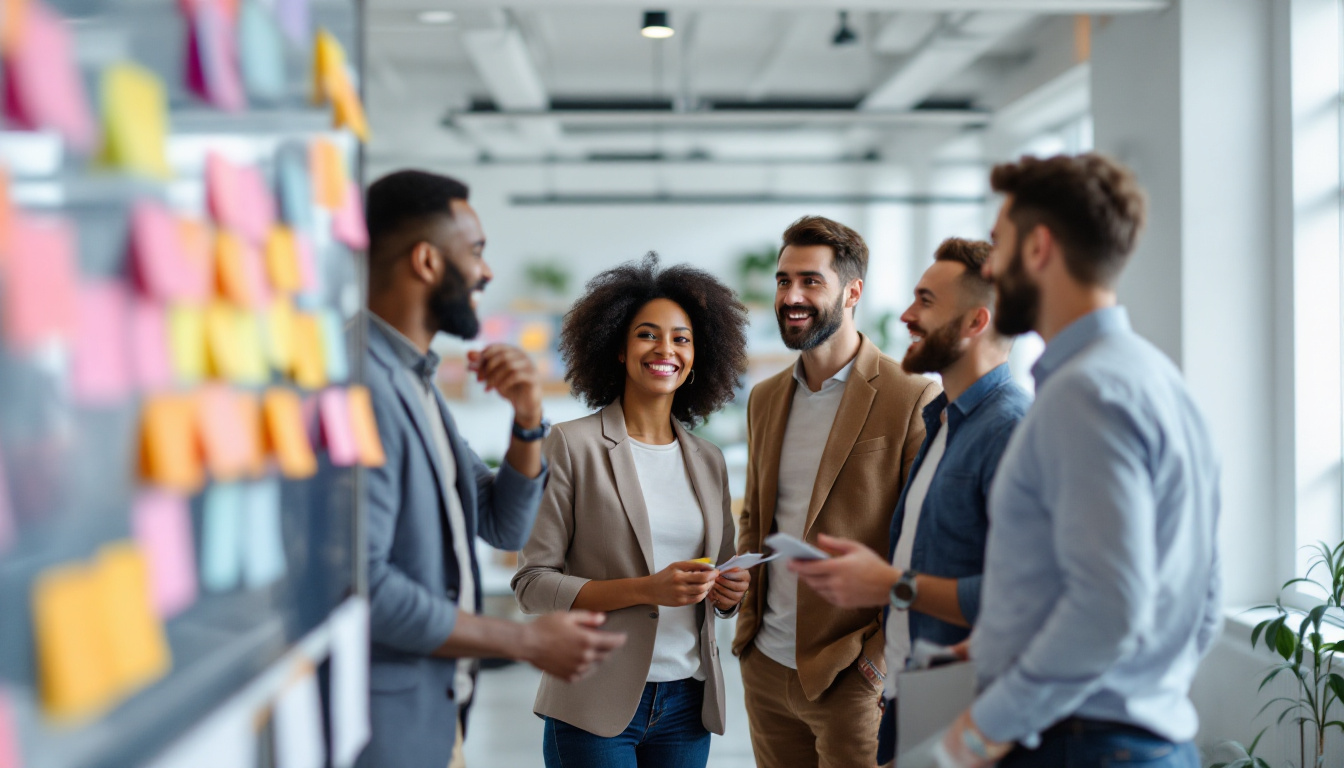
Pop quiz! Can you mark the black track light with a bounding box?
[832,11,858,46]
[642,10,674,39]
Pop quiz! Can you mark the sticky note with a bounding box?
[186,0,245,112]
[266,226,303,293]
[129,300,174,391]
[290,313,326,390]
[276,0,308,46]
[330,180,367,250]
[319,310,348,383]
[179,218,213,296]
[274,669,326,768]
[318,389,356,466]
[205,302,267,384]
[311,28,369,142]
[216,230,272,308]
[0,166,12,267]
[199,385,264,480]
[168,305,207,383]
[0,441,13,554]
[207,154,275,245]
[263,388,317,478]
[131,202,213,303]
[309,139,346,211]
[96,542,172,692]
[276,141,313,233]
[71,281,133,407]
[0,686,21,768]
[263,297,295,373]
[3,214,76,351]
[235,311,269,384]
[293,232,319,295]
[139,394,205,491]
[99,62,171,179]
[243,479,286,588]
[328,599,370,768]
[330,81,369,143]
[33,562,118,721]
[131,490,199,619]
[239,0,286,104]
[3,1,97,153]
[201,483,244,593]
[346,386,385,468]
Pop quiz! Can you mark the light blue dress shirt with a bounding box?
[970,306,1222,745]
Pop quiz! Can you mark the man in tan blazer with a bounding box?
[735,216,940,768]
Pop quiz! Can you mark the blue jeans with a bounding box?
[542,678,711,768]
[999,719,1199,768]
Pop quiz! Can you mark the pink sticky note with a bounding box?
[129,299,174,391]
[319,388,357,466]
[3,1,98,153]
[331,180,368,250]
[0,685,20,768]
[72,282,132,406]
[3,214,77,351]
[294,231,318,294]
[132,489,199,619]
[0,441,14,554]
[206,153,275,245]
[131,201,211,303]
[186,0,246,112]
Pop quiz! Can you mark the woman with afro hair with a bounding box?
[513,253,751,768]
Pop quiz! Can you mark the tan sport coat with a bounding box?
[732,334,940,700]
[512,401,736,738]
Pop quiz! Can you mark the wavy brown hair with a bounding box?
[560,253,748,428]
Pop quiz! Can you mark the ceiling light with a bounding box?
[642,11,674,39]
[832,11,858,46]
[418,10,456,25]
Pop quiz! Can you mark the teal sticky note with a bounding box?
[276,141,314,233]
[201,483,244,592]
[244,479,287,589]
[320,310,350,383]
[239,0,287,104]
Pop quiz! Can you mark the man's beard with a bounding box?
[901,313,968,375]
[992,237,1040,336]
[777,291,846,351]
[429,262,485,340]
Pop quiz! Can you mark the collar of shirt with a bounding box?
[367,311,442,387]
[922,362,1013,440]
[790,354,856,393]
[1030,306,1131,389]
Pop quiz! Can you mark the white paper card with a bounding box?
[716,552,779,571]
[330,598,371,768]
[147,699,257,768]
[763,532,829,561]
[274,669,326,768]
[896,660,975,761]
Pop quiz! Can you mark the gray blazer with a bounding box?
[359,320,545,768]
[512,401,735,738]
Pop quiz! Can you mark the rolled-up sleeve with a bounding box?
[512,427,591,613]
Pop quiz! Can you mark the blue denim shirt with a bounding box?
[888,363,1030,646]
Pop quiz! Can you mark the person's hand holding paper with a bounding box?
[788,532,895,609]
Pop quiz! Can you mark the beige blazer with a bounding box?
[733,334,940,700]
[512,401,736,738]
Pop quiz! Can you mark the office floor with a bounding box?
[463,621,756,768]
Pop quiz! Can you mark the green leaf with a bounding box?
[1252,619,1269,649]
[1276,621,1298,659]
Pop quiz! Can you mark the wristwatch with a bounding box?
[512,417,551,442]
[890,569,918,611]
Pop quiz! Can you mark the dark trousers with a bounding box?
[542,678,710,768]
[999,718,1199,768]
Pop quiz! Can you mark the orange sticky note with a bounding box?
[290,312,326,389]
[346,385,385,467]
[263,387,317,478]
[199,385,263,480]
[331,77,369,142]
[216,230,271,307]
[33,562,118,722]
[96,542,171,694]
[3,213,77,351]
[312,28,368,142]
[265,226,302,293]
[309,139,346,211]
[139,394,205,491]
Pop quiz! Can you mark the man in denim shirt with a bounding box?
[792,237,1029,765]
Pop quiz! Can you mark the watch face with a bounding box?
[894,583,915,601]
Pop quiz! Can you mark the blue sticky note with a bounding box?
[239,0,287,104]
[201,483,245,592]
[243,479,287,589]
[276,141,314,234]
[320,309,350,383]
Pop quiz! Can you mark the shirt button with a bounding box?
[649,611,659,619]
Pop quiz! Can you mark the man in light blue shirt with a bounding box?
[940,153,1221,768]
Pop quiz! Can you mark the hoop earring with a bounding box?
[687,369,696,385]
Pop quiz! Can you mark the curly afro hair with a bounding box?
[560,253,749,428]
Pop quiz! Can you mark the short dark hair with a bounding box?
[560,253,748,428]
[989,153,1146,287]
[778,216,868,285]
[365,170,470,281]
[933,237,994,308]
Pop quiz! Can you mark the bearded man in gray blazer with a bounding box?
[358,170,626,768]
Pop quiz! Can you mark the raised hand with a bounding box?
[467,344,543,426]
[520,611,627,683]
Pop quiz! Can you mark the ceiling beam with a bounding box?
[447,109,989,131]
[383,1,1167,12]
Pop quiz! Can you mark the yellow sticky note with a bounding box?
[33,562,118,722]
[346,385,386,468]
[290,312,327,389]
[263,387,317,479]
[99,62,171,179]
[167,305,207,383]
[312,28,345,104]
[331,78,369,143]
[265,226,302,294]
[264,297,295,373]
[234,311,268,385]
[139,394,206,491]
[309,139,347,211]
[96,543,171,694]
[205,301,241,380]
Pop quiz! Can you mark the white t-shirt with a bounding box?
[883,415,948,699]
[629,437,707,683]
[755,357,855,669]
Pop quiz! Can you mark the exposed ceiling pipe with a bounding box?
[447,108,988,131]
[460,25,562,150]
